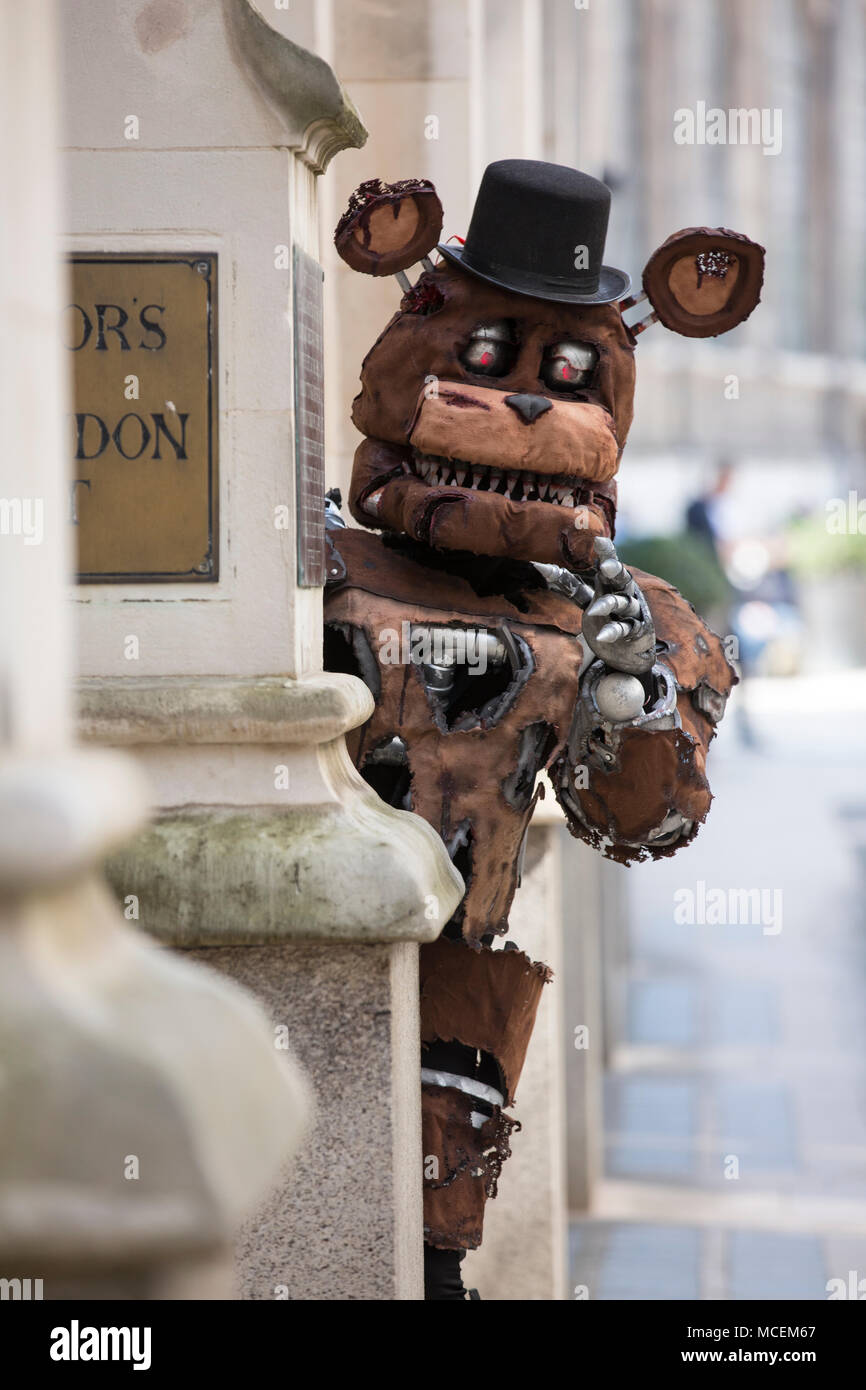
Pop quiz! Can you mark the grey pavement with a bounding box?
[570,672,866,1300]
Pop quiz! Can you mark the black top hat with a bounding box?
[437,159,630,306]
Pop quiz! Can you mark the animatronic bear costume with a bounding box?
[324,161,764,1299]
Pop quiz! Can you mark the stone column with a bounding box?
[193,939,424,1300]
[0,0,309,1300]
[66,0,463,1299]
[78,674,461,1300]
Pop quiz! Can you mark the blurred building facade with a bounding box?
[283,0,865,531]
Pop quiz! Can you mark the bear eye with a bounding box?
[542,340,598,390]
[460,321,516,376]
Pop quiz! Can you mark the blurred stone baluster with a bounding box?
[0,0,310,1300]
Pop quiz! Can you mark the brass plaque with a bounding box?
[68,254,218,582]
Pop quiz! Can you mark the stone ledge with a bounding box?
[77,673,374,747]
[226,0,367,172]
[105,800,464,946]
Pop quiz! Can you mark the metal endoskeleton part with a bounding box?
[594,670,647,722]
[578,539,658,676]
[693,682,728,725]
[409,623,533,731]
[570,658,679,760]
[532,561,592,605]
[420,1069,505,1130]
[411,623,510,700]
[412,624,510,666]
[632,810,695,849]
[324,494,347,530]
[364,735,408,766]
[559,659,682,849]
[554,651,705,853]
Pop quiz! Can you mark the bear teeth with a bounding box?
[413,452,582,506]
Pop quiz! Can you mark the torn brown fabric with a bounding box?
[642,227,765,337]
[420,936,551,1105]
[363,465,610,571]
[334,177,443,276]
[326,528,585,942]
[340,478,617,597]
[557,724,712,860]
[409,383,619,482]
[422,1085,521,1252]
[327,521,578,629]
[345,261,633,566]
[351,263,636,450]
[324,527,737,932]
[551,565,737,864]
[631,568,735,695]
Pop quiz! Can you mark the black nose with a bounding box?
[504,393,553,424]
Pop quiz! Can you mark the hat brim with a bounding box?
[436,243,631,306]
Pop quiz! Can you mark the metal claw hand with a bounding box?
[575,537,656,675]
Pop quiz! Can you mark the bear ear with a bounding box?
[334,177,444,277]
[641,227,765,338]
